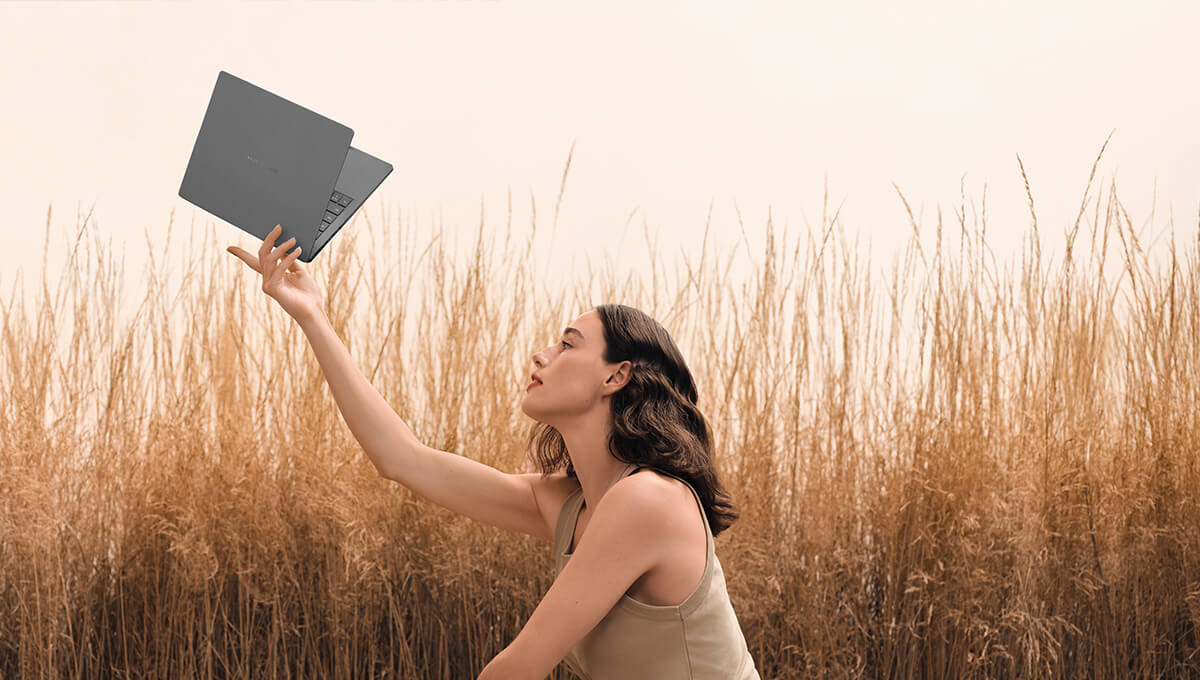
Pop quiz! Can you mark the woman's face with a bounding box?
[521,310,617,424]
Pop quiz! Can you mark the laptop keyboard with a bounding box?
[318,191,355,233]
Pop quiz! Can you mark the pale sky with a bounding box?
[2,0,1198,326]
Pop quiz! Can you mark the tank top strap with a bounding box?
[591,462,640,508]
[554,485,586,556]
[612,461,639,486]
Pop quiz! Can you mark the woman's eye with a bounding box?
[560,340,571,350]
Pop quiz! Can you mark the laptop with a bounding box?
[179,70,392,263]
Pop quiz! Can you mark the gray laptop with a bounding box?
[179,70,392,263]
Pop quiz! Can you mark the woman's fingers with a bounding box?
[229,225,299,282]
[284,244,303,269]
[258,224,282,267]
[266,243,302,287]
[264,239,296,283]
[268,237,296,264]
[227,245,262,273]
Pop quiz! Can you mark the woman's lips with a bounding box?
[526,381,542,391]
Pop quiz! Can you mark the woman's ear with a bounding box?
[603,360,632,395]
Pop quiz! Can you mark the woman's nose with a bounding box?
[532,352,546,369]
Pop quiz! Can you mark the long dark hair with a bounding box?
[527,304,740,537]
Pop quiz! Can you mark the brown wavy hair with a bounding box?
[527,303,740,537]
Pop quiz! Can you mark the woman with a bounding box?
[227,226,760,680]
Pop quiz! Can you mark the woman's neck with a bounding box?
[558,411,630,510]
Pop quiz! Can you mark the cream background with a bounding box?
[1,0,1198,325]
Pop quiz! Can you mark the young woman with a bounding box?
[227,226,760,680]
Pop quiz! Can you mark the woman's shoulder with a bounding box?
[604,467,709,590]
[625,465,692,494]
[610,467,699,521]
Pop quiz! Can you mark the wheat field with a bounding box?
[2,150,1199,678]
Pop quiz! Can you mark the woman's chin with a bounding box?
[519,401,551,426]
[519,399,538,420]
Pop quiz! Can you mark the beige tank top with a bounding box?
[553,463,760,680]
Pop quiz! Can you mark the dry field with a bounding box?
[2,152,1199,678]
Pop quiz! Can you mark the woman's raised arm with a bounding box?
[296,306,569,540]
[227,226,571,541]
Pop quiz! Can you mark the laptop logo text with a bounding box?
[246,154,278,174]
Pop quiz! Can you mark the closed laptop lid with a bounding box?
[179,70,352,247]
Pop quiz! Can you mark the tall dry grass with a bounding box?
[2,146,1200,678]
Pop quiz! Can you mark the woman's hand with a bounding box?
[227,224,324,322]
